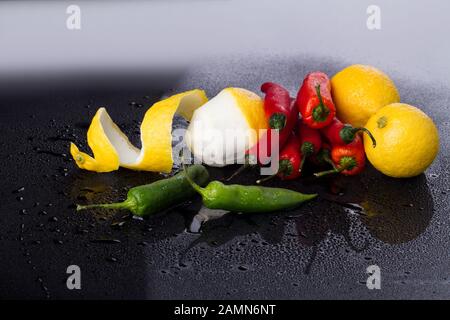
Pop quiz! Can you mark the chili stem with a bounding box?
[354,127,377,147]
[181,157,205,195]
[314,168,341,178]
[314,161,350,178]
[312,84,329,122]
[256,173,277,184]
[226,163,249,181]
[76,199,132,212]
[298,156,306,173]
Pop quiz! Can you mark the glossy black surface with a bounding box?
[0,57,449,299]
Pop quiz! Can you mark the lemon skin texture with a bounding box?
[364,103,439,178]
[331,64,400,128]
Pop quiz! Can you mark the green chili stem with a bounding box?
[269,113,287,130]
[324,157,338,170]
[298,156,306,173]
[182,159,205,195]
[354,127,377,148]
[76,198,133,212]
[312,84,330,122]
[314,157,355,178]
[256,173,277,184]
[314,167,341,178]
[226,163,250,181]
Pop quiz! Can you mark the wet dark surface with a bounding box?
[0,57,449,299]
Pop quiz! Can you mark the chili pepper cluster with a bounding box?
[231,71,377,183]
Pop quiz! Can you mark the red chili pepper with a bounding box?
[296,72,336,129]
[249,82,297,160]
[321,117,376,147]
[314,136,366,177]
[256,132,302,183]
[298,121,322,172]
[227,83,297,181]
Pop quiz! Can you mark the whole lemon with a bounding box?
[364,103,439,178]
[331,65,400,127]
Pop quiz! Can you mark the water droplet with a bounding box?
[111,221,126,229]
[106,257,117,262]
[237,265,249,271]
[76,229,89,234]
[91,239,121,244]
[13,186,25,193]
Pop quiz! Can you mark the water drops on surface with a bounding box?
[90,238,121,244]
[19,209,28,215]
[111,221,126,229]
[106,256,118,263]
[53,239,64,245]
[76,229,89,235]
[48,216,58,222]
[237,265,249,271]
[17,196,24,202]
[13,186,25,193]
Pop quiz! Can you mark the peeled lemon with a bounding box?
[364,103,439,178]
[331,65,400,127]
[70,89,208,173]
[185,88,267,166]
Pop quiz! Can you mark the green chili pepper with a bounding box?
[183,164,317,213]
[76,164,209,217]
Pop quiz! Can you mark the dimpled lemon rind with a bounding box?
[331,64,400,128]
[364,103,439,178]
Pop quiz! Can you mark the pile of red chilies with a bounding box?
[229,72,377,183]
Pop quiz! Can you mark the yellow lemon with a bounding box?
[70,89,208,173]
[185,88,267,166]
[364,103,439,178]
[331,64,400,127]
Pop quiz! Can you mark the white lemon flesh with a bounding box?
[185,88,267,167]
